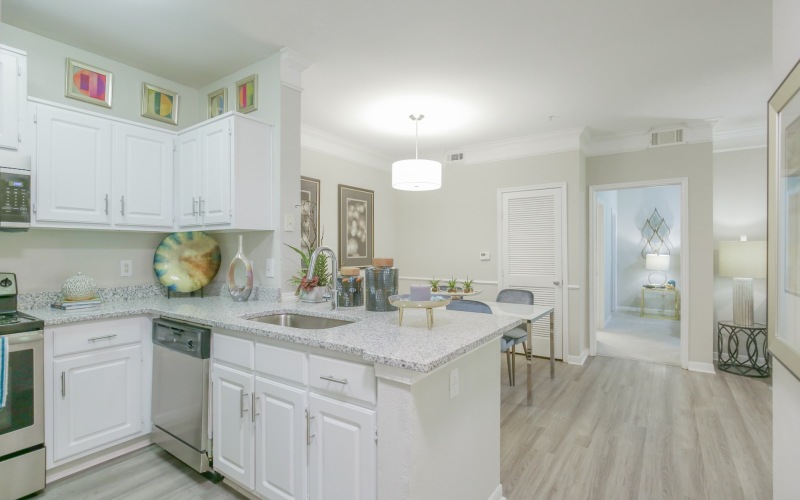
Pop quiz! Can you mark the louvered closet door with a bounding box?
[501,187,563,359]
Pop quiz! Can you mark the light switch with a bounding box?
[265,258,275,278]
[284,214,295,232]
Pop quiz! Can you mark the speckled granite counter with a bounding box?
[24,296,521,373]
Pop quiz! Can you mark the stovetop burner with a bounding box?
[0,311,44,334]
[0,314,21,325]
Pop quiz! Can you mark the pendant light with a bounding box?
[392,114,442,191]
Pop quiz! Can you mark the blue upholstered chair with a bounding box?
[496,289,534,386]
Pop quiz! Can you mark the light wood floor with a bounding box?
[35,355,772,500]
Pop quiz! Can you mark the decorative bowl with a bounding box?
[61,272,97,300]
[153,232,221,292]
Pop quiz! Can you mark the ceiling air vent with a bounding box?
[650,128,684,147]
[449,152,464,161]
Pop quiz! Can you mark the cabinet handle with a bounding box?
[61,371,66,397]
[120,195,125,216]
[240,391,248,419]
[252,394,259,423]
[306,409,315,446]
[104,194,109,215]
[192,197,198,216]
[198,197,205,216]
[320,375,348,385]
[87,334,117,342]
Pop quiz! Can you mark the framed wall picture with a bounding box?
[235,74,258,113]
[338,184,374,268]
[65,58,113,108]
[768,57,800,378]
[207,87,228,118]
[301,176,321,251]
[141,83,179,125]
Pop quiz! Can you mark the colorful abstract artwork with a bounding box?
[141,83,179,125]
[235,74,258,113]
[207,87,228,118]
[65,59,113,107]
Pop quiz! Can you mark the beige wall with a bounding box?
[587,142,714,366]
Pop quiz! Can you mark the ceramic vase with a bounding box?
[300,286,327,303]
[227,235,253,302]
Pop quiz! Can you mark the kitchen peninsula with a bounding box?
[27,295,521,500]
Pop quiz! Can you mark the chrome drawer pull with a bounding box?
[306,409,315,446]
[120,195,125,216]
[61,371,66,397]
[320,375,348,385]
[87,334,117,342]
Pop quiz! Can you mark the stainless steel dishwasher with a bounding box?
[151,317,213,475]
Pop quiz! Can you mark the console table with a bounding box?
[640,286,680,320]
[717,320,770,377]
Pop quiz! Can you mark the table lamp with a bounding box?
[719,237,766,326]
[645,253,670,286]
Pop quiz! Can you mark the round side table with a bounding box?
[717,321,770,377]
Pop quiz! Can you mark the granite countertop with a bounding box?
[24,296,521,373]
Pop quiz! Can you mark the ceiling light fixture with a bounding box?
[392,114,442,191]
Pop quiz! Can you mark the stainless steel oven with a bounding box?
[0,273,45,500]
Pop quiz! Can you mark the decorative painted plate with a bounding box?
[153,232,221,292]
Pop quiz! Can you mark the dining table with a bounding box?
[477,300,556,406]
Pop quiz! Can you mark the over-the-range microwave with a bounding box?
[0,150,31,231]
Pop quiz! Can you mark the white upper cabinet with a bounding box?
[0,45,26,150]
[113,124,173,228]
[176,114,273,231]
[35,103,113,225]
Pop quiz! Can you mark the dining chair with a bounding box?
[496,289,534,386]
[446,299,520,386]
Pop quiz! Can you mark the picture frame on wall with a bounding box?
[235,74,258,113]
[141,83,179,125]
[300,176,321,252]
[768,57,800,379]
[65,58,113,108]
[207,87,228,118]
[338,184,374,268]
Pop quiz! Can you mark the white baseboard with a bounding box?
[488,484,505,500]
[687,361,716,374]
[616,305,678,318]
[566,348,589,365]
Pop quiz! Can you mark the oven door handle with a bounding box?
[5,330,43,345]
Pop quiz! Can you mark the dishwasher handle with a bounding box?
[152,318,211,359]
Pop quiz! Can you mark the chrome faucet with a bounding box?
[306,246,339,310]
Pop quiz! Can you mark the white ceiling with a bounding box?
[1,0,773,161]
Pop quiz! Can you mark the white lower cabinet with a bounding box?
[52,344,143,462]
[46,317,152,469]
[212,332,376,500]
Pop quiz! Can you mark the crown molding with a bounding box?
[301,125,392,170]
[582,121,714,157]
[449,128,585,165]
[712,126,767,152]
[280,47,311,92]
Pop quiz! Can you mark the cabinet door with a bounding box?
[35,104,112,224]
[212,363,254,490]
[254,377,307,500]
[175,128,202,227]
[200,118,231,226]
[114,124,174,228]
[308,394,376,500]
[52,344,143,462]
[0,49,21,150]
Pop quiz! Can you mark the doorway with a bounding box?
[589,179,688,368]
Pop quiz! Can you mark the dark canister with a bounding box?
[337,267,364,307]
[365,258,398,312]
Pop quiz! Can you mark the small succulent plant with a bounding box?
[447,277,459,293]
[462,277,475,293]
[429,277,441,292]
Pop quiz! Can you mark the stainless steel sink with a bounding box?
[248,313,353,330]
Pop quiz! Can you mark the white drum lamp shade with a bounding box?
[392,159,442,191]
[645,253,670,272]
[719,240,766,326]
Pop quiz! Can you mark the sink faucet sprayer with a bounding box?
[306,246,339,310]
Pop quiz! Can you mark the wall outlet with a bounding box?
[120,260,132,277]
[449,368,459,400]
[265,258,275,278]
[284,214,295,232]
[480,251,491,261]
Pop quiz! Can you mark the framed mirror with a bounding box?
[768,57,800,377]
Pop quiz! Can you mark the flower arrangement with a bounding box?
[286,200,331,295]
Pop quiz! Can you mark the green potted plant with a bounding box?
[429,277,441,293]
[447,277,459,293]
[285,200,331,302]
[462,277,475,294]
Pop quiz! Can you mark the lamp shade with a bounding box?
[719,240,766,278]
[391,159,442,191]
[645,253,670,271]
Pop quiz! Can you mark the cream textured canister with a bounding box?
[61,272,98,301]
